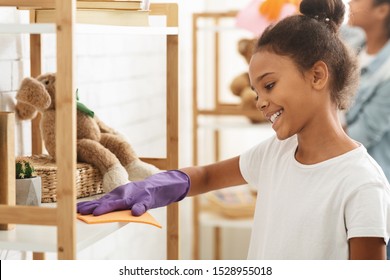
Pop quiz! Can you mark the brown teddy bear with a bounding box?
[15,72,160,193]
[230,38,266,124]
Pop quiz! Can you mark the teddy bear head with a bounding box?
[229,38,266,124]
[15,73,55,120]
[237,38,256,65]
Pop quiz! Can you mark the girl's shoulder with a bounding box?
[338,145,389,190]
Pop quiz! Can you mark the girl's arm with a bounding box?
[181,156,247,196]
[349,237,387,260]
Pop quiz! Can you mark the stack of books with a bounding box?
[21,1,150,26]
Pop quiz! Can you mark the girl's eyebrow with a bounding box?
[256,72,274,83]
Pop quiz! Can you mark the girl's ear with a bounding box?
[311,60,328,90]
[375,2,390,22]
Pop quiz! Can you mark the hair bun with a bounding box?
[300,0,345,32]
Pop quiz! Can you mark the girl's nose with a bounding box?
[257,99,269,111]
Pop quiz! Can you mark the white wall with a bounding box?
[0,0,261,260]
[0,7,32,156]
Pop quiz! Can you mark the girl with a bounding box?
[78,0,390,260]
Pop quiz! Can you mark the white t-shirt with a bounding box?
[240,135,390,260]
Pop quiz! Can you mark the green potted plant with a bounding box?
[15,158,41,206]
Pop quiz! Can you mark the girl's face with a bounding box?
[249,50,321,140]
[348,0,383,29]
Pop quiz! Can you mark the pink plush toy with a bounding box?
[236,0,301,36]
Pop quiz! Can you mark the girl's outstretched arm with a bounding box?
[181,156,247,196]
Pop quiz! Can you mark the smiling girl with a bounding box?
[77,0,390,260]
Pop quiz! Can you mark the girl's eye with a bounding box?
[255,94,259,101]
[265,82,275,90]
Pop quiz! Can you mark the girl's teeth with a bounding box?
[270,110,282,123]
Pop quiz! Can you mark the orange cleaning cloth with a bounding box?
[77,210,162,228]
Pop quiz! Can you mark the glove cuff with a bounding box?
[169,170,190,202]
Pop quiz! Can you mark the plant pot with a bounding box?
[16,176,42,206]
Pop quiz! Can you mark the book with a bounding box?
[35,8,149,26]
[14,0,143,10]
[78,0,142,2]
[76,1,143,10]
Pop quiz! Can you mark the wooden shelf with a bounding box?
[0,24,178,35]
[75,25,178,35]
[0,23,55,34]
[198,105,264,119]
[197,115,273,131]
[0,220,128,253]
[192,11,272,260]
[0,199,161,254]
[0,2,179,260]
[0,0,56,8]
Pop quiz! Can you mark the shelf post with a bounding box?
[55,0,77,260]
[0,112,16,231]
[163,2,179,261]
[29,10,44,155]
[192,11,243,260]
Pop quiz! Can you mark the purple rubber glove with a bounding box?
[77,170,190,216]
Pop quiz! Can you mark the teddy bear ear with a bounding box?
[238,39,250,55]
[238,38,256,64]
[16,77,51,112]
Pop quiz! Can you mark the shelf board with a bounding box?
[196,26,241,32]
[76,25,178,35]
[197,104,266,119]
[0,198,161,253]
[194,11,238,18]
[0,23,55,34]
[0,220,128,253]
[0,23,178,35]
[0,0,54,8]
[197,115,274,131]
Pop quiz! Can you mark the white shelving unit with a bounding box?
[0,1,180,260]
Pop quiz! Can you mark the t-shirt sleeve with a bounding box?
[239,135,276,191]
[345,183,390,244]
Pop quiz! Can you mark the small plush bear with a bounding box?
[230,38,266,124]
[15,72,160,193]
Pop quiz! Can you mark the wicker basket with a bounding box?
[204,188,256,219]
[20,155,104,203]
